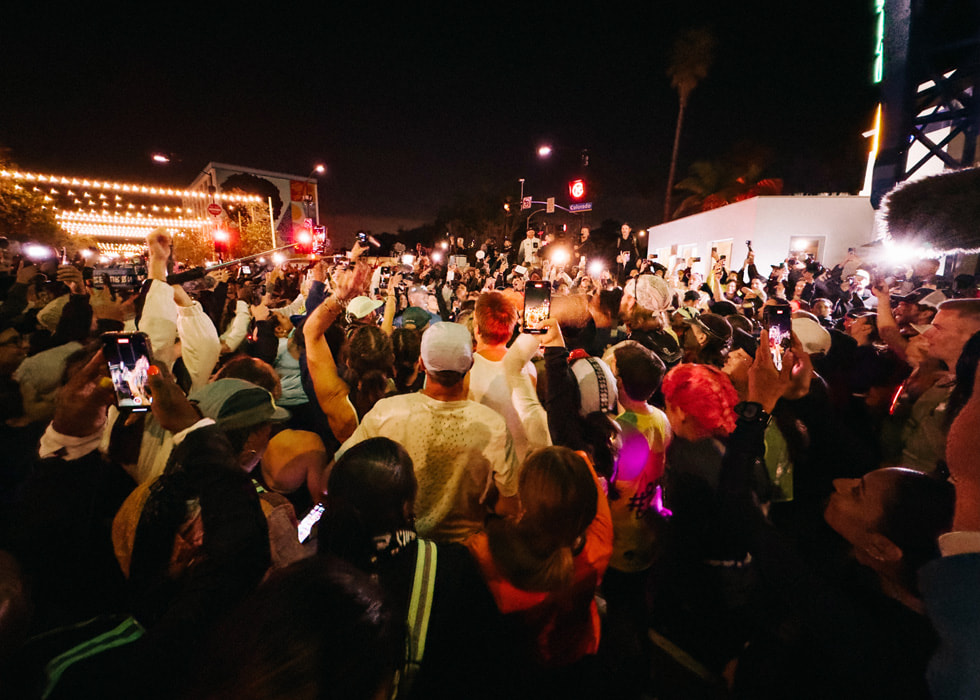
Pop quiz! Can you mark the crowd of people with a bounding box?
[0,223,978,699]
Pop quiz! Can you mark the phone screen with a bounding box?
[522,281,551,334]
[102,332,154,411]
[763,304,792,371]
[241,265,251,275]
[379,266,392,292]
[297,503,325,543]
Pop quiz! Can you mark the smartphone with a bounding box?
[522,281,551,334]
[297,503,325,544]
[240,264,251,275]
[446,269,455,282]
[691,256,702,263]
[763,304,792,371]
[513,264,528,276]
[379,266,393,292]
[101,332,154,411]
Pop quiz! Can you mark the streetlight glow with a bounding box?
[537,145,553,158]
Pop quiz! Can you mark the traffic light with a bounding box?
[569,179,586,200]
[295,230,313,254]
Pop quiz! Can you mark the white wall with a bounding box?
[644,195,875,279]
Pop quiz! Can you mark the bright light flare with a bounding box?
[23,244,53,260]
[313,164,326,174]
[537,145,553,158]
[588,260,605,277]
[80,249,93,259]
[439,241,449,249]
[401,254,416,266]
[213,230,230,243]
[297,231,313,245]
[552,248,570,266]
[151,153,170,164]
[272,252,285,264]
[431,251,443,263]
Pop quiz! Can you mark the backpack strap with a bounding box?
[396,539,438,698]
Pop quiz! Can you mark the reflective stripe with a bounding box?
[42,616,144,699]
[396,539,437,698]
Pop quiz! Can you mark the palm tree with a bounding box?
[664,28,716,222]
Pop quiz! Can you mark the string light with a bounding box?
[1,169,262,203]
[57,211,208,228]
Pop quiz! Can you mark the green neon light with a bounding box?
[873,0,885,83]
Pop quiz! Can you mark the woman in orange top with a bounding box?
[464,446,613,668]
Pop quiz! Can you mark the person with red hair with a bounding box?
[661,363,739,441]
[469,291,547,461]
[650,362,772,671]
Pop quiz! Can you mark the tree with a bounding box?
[0,151,64,245]
[664,28,716,223]
[672,145,783,219]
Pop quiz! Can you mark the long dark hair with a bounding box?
[390,327,422,393]
[318,438,417,572]
[346,326,394,418]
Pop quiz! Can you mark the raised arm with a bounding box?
[303,263,371,443]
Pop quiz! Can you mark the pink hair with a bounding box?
[662,363,739,437]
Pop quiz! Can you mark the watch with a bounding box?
[735,401,770,424]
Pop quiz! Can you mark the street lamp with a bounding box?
[304,163,326,225]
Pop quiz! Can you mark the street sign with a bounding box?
[521,196,532,210]
[207,202,222,217]
[546,197,555,213]
[569,202,593,212]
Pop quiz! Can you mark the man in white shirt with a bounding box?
[335,322,519,542]
[517,229,540,266]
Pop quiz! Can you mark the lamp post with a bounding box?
[305,164,326,225]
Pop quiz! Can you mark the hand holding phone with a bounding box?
[522,281,551,334]
[101,332,154,411]
[762,304,792,371]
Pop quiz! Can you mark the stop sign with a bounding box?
[207,202,222,217]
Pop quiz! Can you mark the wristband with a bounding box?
[734,401,771,425]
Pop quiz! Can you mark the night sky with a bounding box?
[1,2,877,241]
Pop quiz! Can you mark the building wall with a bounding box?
[644,195,875,279]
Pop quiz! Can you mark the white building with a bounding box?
[644,195,875,278]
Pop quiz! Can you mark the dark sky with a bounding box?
[1,2,877,239]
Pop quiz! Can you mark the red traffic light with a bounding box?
[569,179,586,200]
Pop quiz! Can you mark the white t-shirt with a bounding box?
[336,392,518,542]
[468,353,538,462]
